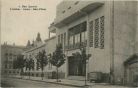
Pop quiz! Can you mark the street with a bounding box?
[1,77,78,88]
[1,77,133,88]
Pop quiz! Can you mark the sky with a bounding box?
[1,0,63,46]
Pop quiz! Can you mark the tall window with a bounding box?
[48,61,52,70]
[94,18,99,48]
[74,34,78,44]
[89,21,93,47]
[68,22,87,49]
[81,31,87,43]
[74,33,80,44]
[85,31,87,41]
[100,16,105,49]
[61,34,63,45]
[80,22,87,43]
[64,33,66,46]
[58,35,60,44]
[5,65,7,69]
[69,36,74,45]
[81,32,85,42]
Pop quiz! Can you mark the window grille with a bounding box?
[89,21,93,47]
[100,16,105,49]
[94,18,99,48]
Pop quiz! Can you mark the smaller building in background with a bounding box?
[23,33,59,79]
[1,42,25,77]
[23,33,44,76]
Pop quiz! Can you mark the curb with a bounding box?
[11,77,85,87]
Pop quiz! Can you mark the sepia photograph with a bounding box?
[1,0,138,88]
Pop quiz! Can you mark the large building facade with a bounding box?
[49,1,138,86]
[1,43,25,77]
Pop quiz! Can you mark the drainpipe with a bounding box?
[110,0,115,84]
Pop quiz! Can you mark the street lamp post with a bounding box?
[85,59,88,86]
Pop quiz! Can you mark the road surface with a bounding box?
[1,77,133,88]
[1,77,78,88]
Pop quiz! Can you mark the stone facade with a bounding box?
[1,43,25,77]
[113,1,138,84]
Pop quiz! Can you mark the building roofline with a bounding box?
[44,36,56,42]
[24,43,46,53]
[1,44,26,49]
[53,1,104,28]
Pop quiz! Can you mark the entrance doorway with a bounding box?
[124,54,138,86]
[68,56,85,76]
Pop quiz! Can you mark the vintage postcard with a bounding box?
[1,0,138,87]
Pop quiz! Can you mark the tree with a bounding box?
[40,50,48,80]
[24,58,29,71]
[13,54,25,78]
[80,47,91,86]
[28,56,34,79]
[36,55,40,71]
[24,55,34,79]
[50,44,65,82]
[36,50,48,80]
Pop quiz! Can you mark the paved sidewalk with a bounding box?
[12,75,130,88]
[15,75,93,87]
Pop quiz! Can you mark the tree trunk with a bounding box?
[85,60,87,85]
[42,69,43,80]
[29,69,30,79]
[21,68,23,79]
[56,67,58,82]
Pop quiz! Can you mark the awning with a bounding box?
[124,54,138,66]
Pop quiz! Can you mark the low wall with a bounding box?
[22,71,65,79]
